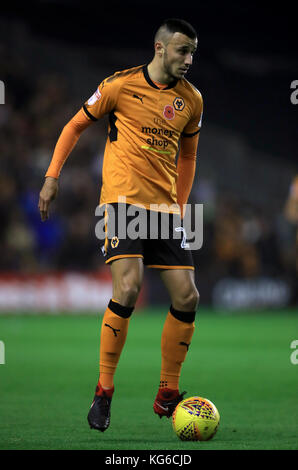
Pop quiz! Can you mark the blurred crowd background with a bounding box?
[0,2,297,309]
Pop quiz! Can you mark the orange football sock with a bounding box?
[97,300,134,392]
[160,306,196,391]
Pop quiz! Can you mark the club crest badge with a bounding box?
[111,236,119,249]
[173,97,185,111]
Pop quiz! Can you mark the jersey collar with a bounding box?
[142,65,178,90]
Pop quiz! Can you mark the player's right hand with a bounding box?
[38,177,59,221]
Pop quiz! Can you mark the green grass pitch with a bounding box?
[0,308,297,450]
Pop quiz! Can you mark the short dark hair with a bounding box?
[155,18,197,42]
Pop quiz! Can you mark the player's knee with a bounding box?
[117,276,142,306]
[175,287,200,312]
[184,288,200,311]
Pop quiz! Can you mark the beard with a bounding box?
[162,51,178,81]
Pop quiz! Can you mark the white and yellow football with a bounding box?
[172,396,220,441]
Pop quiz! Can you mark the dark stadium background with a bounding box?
[0,0,297,310]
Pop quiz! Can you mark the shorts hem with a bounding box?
[146,264,195,270]
[105,254,144,264]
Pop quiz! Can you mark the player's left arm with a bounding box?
[177,91,203,215]
[176,132,200,216]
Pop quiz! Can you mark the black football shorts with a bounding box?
[98,203,194,270]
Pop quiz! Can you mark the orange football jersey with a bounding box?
[82,64,203,213]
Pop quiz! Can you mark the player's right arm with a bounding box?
[38,74,122,221]
[38,109,92,221]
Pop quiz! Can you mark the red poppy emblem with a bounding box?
[163,105,175,120]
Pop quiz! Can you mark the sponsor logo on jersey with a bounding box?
[133,93,144,103]
[141,126,175,152]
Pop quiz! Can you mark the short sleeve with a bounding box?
[82,73,122,121]
[182,92,203,137]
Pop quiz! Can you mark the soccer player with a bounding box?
[38,18,203,432]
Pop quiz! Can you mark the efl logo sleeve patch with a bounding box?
[87,88,102,105]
